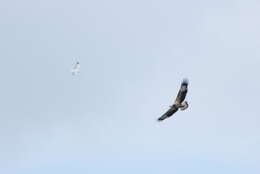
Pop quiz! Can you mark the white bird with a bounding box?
[71,62,80,75]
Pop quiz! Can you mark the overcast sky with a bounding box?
[0,0,260,173]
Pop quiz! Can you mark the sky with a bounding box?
[0,0,260,173]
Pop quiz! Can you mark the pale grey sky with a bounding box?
[0,0,260,173]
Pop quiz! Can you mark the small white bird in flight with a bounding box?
[71,62,80,75]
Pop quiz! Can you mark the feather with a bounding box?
[180,101,189,111]
[158,105,179,121]
[175,78,188,104]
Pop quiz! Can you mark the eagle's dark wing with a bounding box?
[158,105,179,121]
[175,79,188,104]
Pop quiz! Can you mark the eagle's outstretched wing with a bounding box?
[175,78,188,104]
[157,105,179,121]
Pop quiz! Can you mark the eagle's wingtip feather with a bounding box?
[182,78,189,85]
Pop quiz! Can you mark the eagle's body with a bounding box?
[158,79,189,121]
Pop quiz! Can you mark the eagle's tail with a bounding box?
[180,101,189,111]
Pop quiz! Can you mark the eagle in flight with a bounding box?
[158,79,189,121]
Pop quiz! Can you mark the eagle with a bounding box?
[158,79,189,121]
